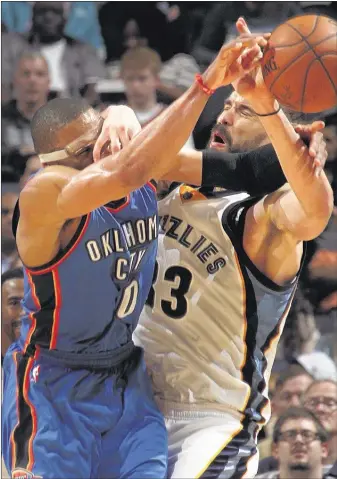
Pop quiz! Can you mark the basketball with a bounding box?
[261,15,337,113]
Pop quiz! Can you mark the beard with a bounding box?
[289,463,310,471]
[207,124,232,151]
[207,124,268,153]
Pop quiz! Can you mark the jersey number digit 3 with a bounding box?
[146,261,192,319]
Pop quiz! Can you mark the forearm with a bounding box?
[250,98,333,218]
[201,144,286,195]
[100,82,208,186]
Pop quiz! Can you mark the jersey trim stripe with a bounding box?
[25,272,57,350]
[10,352,19,470]
[104,195,130,213]
[11,354,36,471]
[26,213,90,275]
[24,272,40,354]
[50,269,62,349]
[222,198,293,293]
[147,181,157,192]
[195,424,243,478]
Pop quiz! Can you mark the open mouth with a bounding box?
[210,130,228,150]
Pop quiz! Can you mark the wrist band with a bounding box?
[254,105,281,117]
[195,74,215,96]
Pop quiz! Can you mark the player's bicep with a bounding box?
[160,149,203,185]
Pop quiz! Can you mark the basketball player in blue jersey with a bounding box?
[134,18,334,479]
[1,33,272,479]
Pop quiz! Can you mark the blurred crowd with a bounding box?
[1,2,337,478]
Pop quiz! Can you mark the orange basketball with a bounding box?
[261,14,337,113]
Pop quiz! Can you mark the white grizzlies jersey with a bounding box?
[135,186,299,425]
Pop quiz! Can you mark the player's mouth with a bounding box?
[209,126,231,151]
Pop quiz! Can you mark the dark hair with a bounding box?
[325,112,337,128]
[273,406,329,443]
[31,97,91,154]
[275,364,312,392]
[1,268,24,286]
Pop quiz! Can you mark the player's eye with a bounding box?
[240,107,255,118]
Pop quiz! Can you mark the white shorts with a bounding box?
[165,409,259,479]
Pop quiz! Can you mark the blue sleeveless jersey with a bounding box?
[19,182,158,354]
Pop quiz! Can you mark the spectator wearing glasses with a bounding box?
[258,365,314,462]
[257,407,330,479]
[303,380,337,465]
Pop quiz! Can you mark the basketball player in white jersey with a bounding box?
[134,18,333,479]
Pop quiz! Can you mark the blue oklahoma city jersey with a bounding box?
[20,182,158,354]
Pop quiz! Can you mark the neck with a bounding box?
[128,95,158,113]
[326,434,337,464]
[280,465,322,479]
[17,97,47,120]
[33,32,63,44]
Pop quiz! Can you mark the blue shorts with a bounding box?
[2,344,168,478]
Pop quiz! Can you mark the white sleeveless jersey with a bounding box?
[135,186,297,424]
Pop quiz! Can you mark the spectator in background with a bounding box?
[1,1,104,51]
[1,191,20,274]
[276,291,337,364]
[120,46,195,147]
[257,407,329,479]
[258,365,313,466]
[2,51,49,177]
[1,2,105,105]
[303,380,337,465]
[120,47,166,127]
[1,268,24,361]
[19,154,41,190]
[192,2,302,70]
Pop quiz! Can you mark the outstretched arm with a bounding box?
[235,17,333,241]
[161,126,326,197]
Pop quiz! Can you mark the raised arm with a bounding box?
[161,129,325,197]
[54,34,269,219]
[235,17,333,241]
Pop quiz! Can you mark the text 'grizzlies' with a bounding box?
[160,215,226,274]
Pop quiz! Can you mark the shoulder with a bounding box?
[19,165,77,222]
[63,35,97,54]
[1,100,17,118]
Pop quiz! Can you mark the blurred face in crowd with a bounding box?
[122,68,158,110]
[303,381,337,433]
[14,56,49,106]
[1,276,24,355]
[273,417,327,475]
[32,2,66,42]
[19,156,42,189]
[323,124,337,162]
[208,92,269,153]
[1,192,18,248]
[272,374,314,416]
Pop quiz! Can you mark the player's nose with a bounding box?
[218,109,235,126]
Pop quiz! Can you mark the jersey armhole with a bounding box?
[12,200,20,238]
[222,197,306,292]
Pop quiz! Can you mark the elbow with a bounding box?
[118,156,151,191]
[301,193,334,241]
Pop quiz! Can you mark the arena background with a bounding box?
[1,2,336,478]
